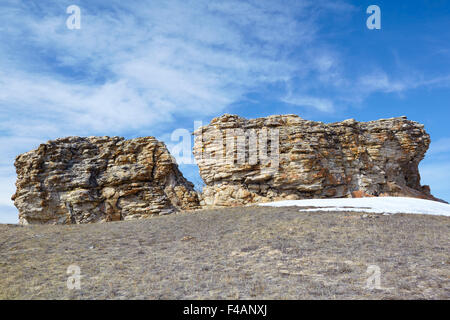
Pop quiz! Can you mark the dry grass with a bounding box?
[0,206,449,299]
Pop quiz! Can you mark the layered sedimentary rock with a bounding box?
[12,136,199,225]
[194,114,439,207]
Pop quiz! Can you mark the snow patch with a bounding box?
[259,197,450,216]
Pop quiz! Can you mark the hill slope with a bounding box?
[0,206,449,299]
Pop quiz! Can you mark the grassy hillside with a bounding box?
[0,206,449,299]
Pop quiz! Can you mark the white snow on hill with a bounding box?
[259,197,450,216]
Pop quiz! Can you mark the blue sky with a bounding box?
[1,0,449,223]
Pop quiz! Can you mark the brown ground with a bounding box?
[0,206,449,300]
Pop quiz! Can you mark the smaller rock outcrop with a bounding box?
[12,136,199,225]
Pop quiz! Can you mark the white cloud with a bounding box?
[0,0,331,138]
[358,72,407,93]
[355,71,450,101]
[282,95,334,112]
[0,73,165,135]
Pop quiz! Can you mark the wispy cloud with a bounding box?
[358,71,450,96]
[357,72,408,93]
[0,0,336,136]
[282,95,334,112]
[1,0,350,218]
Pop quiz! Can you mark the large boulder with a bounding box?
[12,136,199,224]
[193,114,441,206]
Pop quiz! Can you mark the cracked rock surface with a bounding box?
[194,114,440,207]
[12,136,199,224]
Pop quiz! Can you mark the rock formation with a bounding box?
[193,114,439,207]
[12,136,199,225]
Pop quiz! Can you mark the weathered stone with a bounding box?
[12,136,199,225]
[194,114,442,206]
